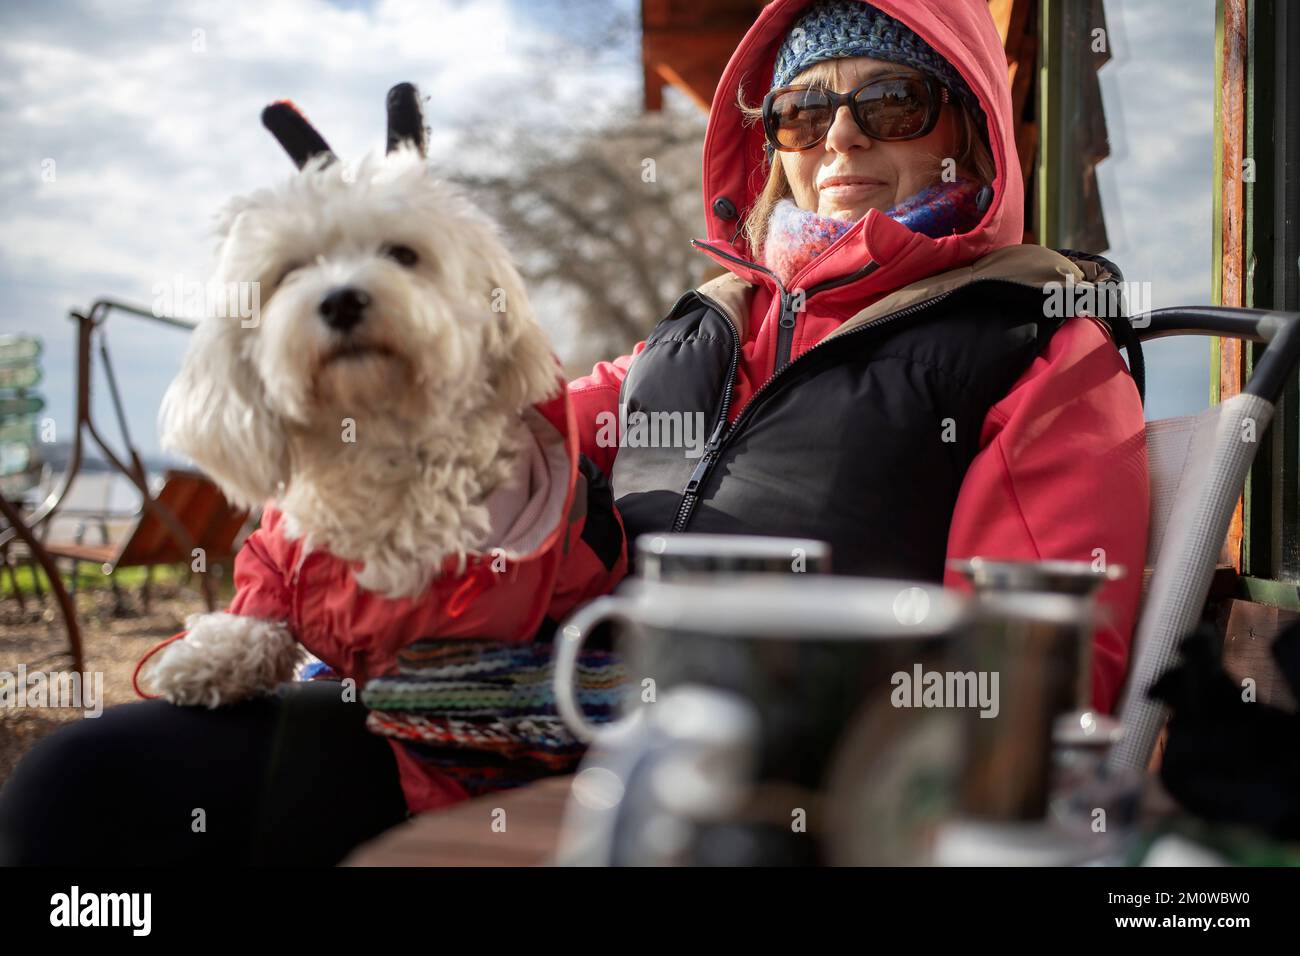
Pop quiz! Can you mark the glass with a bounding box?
[762,73,947,152]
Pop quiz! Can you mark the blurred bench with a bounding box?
[41,468,247,612]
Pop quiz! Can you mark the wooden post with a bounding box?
[1213,0,1250,571]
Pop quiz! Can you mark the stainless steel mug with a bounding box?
[947,558,1123,821]
[553,574,971,864]
[634,533,830,579]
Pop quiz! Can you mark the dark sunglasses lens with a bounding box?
[768,88,834,150]
[853,76,933,139]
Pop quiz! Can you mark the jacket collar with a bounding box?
[695,244,1090,343]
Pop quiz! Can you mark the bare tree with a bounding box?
[453,102,710,373]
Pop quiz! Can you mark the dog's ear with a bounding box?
[479,251,560,411]
[160,316,290,511]
[211,207,261,282]
[160,216,290,510]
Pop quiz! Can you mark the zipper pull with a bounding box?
[683,458,711,496]
[779,291,797,329]
[775,289,800,372]
[683,420,726,495]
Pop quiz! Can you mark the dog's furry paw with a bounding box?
[151,612,303,708]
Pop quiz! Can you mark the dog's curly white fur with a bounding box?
[153,144,559,707]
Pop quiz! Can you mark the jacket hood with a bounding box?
[698,0,1023,302]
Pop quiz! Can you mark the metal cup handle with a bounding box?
[554,596,644,745]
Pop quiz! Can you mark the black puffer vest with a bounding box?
[611,279,1068,580]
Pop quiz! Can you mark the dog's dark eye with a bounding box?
[384,244,419,267]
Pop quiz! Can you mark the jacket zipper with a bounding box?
[669,240,784,533]
[669,287,949,533]
[668,240,881,533]
[690,238,880,373]
[672,295,739,533]
[775,291,798,373]
[667,253,1042,533]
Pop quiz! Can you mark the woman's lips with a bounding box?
[819,179,887,202]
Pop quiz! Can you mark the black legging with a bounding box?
[0,680,410,866]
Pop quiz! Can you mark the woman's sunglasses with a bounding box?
[761,72,949,152]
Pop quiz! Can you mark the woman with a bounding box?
[571,0,1149,714]
[0,0,1148,865]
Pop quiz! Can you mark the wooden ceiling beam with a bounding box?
[642,27,751,110]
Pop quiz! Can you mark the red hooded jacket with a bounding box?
[568,0,1149,713]
[226,383,628,812]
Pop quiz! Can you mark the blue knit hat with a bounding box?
[770,1,987,146]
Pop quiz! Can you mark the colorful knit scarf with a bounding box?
[362,639,628,797]
[763,177,987,285]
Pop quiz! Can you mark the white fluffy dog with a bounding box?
[151,87,559,707]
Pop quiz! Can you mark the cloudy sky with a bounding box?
[0,0,643,460]
[0,0,1217,461]
[1095,0,1218,420]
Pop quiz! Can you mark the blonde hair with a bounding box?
[735,60,997,257]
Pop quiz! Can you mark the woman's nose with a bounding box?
[824,104,872,153]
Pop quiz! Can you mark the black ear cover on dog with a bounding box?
[261,100,336,170]
[385,82,427,158]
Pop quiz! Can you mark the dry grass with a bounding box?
[0,578,215,784]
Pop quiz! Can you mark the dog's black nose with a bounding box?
[318,287,371,332]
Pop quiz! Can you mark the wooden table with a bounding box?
[343,775,575,866]
[342,772,1186,867]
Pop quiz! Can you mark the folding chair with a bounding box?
[41,468,248,612]
[1106,304,1300,771]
